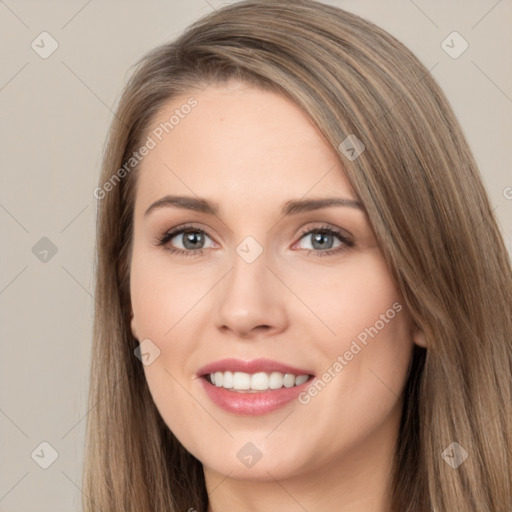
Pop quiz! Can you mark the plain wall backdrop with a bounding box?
[1,1,511,510]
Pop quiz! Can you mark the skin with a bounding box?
[129,80,426,512]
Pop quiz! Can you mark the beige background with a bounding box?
[0,1,510,510]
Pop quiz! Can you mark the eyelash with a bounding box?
[155,223,355,258]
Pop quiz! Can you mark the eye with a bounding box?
[294,225,354,257]
[155,224,215,257]
[155,223,355,258]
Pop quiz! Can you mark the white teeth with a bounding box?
[207,371,310,391]
[233,372,251,390]
[283,373,295,388]
[250,372,268,390]
[222,371,233,389]
[295,374,308,385]
[269,371,284,389]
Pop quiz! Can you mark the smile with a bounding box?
[197,358,315,415]
[207,371,310,391]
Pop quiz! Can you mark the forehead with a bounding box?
[135,81,356,212]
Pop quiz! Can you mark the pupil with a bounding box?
[312,232,332,250]
[183,231,203,249]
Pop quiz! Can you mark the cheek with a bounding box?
[129,245,213,403]
[130,252,209,453]
[290,250,414,406]
[285,250,409,352]
[129,245,210,340]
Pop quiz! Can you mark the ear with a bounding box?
[130,307,139,341]
[412,322,427,348]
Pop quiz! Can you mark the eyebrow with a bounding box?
[144,195,363,217]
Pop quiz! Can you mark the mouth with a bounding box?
[196,358,315,415]
[203,371,313,392]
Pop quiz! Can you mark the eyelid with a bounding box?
[291,224,355,258]
[295,223,354,245]
[154,222,217,246]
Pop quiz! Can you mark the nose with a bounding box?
[214,248,288,339]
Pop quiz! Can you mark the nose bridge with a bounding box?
[214,237,287,336]
[230,238,268,295]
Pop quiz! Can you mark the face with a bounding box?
[129,80,424,483]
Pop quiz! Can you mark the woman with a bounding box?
[83,1,512,511]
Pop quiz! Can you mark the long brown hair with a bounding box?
[83,1,512,510]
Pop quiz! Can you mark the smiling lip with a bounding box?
[196,357,313,377]
[196,358,315,416]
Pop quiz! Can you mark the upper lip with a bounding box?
[196,358,314,377]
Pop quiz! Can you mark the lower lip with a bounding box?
[199,377,313,415]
